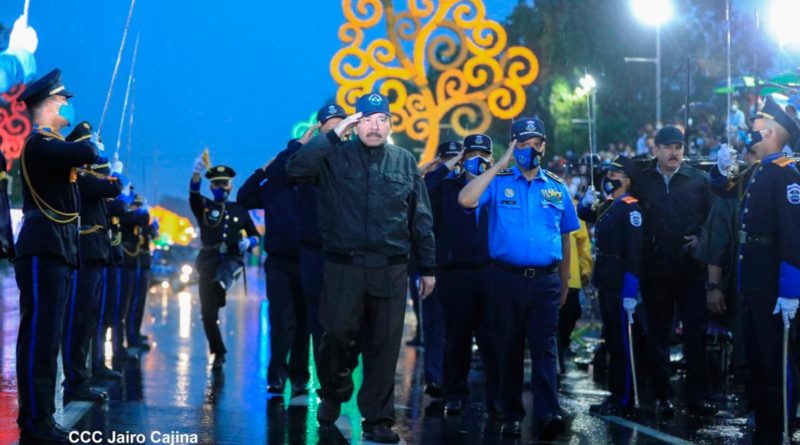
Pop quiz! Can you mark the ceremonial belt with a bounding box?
[738,230,775,246]
[23,209,79,226]
[493,261,557,279]
[79,225,105,235]
[325,252,408,267]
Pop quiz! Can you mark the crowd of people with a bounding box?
[6,60,800,445]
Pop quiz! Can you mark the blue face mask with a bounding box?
[744,129,764,151]
[463,156,490,176]
[56,100,75,126]
[212,187,229,202]
[514,147,541,170]
[602,177,623,195]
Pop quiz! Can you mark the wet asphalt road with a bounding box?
[0,264,791,444]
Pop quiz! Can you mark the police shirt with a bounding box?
[478,166,580,267]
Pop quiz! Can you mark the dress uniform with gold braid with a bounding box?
[128,211,158,349]
[119,193,150,355]
[13,69,99,442]
[102,194,130,358]
[190,164,259,366]
[61,131,121,401]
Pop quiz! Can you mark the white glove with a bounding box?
[90,132,106,154]
[111,160,124,175]
[716,144,737,177]
[238,238,252,253]
[623,298,637,325]
[773,297,799,328]
[580,185,599,207]
[193,154,207,174]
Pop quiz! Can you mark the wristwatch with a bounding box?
[705,281,720,292]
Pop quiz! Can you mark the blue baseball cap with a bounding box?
[510,117,547,143]
[654,126,684,146]
[463,134,492,154]
[355,92,391,117]
[437,141,463,158]
[317,104,347,124]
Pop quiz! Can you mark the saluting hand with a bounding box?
[299,123,322,145]
[334,112,363,138]
[443,149,465,171]
[497,139,517,170]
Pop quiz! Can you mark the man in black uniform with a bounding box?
[424,134,501,416]
[128,208,158,350]
[0,150,14,259]
[712,96,800,443]
[120,193,150,357]
[14,69,99,442]
[238,131,308,397]
[62,140,122,400]
[190,160,259,368]
[626,126,715,417]
[578,159,642,415]
[286,92,436,444]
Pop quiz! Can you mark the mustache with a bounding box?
[366,132,383,138]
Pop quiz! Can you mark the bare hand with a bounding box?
[334,112,363,138]
[299,123,321,144]
[683,235,699,251]
[707,288,727,314]
[498,139,516,170]
[419,276,436,299]
[443,149,465,171]
[419,157,442,175]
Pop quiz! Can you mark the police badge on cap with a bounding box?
[511,118,547,143]
[355,92,392,117]
[317,104,347,124]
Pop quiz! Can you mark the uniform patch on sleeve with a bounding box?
[629,210,642,227]
[788,183,800,205]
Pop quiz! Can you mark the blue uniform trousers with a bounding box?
[62,261,104,392]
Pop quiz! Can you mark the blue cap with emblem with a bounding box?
[654,126,684,146]
[17,68,74,108]
[510,117,547,143]
[355,92,392,117]
[437,141,463,158]
[463,133,492,154]
[751,95,800,141]
[317,104,347,124]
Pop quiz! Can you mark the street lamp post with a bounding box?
[630,0,674,126]
[578,74,597,187]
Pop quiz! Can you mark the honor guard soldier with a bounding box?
[119,193,150,357]
[578,159,642,415]
[459,118,579,440]
[714,96,800,443]
[62,133,122,400]
[190,160,259,368]
[286,92,436,444]
[425,135,501,415]
[625,126,715,417]
[238,130,309,397]
[128,205,158,351]
[0,150,14,259]
[14,68,100,443]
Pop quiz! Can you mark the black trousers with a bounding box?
[440,266,500,407]
[641,271,709,404]
[120,265,140,348]
[317,261,406,426]
[62,261,104,391]
[492,265,561,423]
[266,256,309,386]
[95,266,123,364]
[127,267,150,343]
[557,287,583,372]
[299,247,324,364]
[599,288,637,408]
[15,255,73,428]
[743,291,799,443]
[198,267,227,355]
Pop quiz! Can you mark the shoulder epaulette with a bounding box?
[544,170,565,183]
[622,196,639,204]
[498,168,514,176]
[773,157,795,167]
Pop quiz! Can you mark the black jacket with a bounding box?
[424,166,488,268]
[121,207,150,268]
[237,140,301,259]
[106,198,126,266]
[286,131,436,275]
[16,130,98,267]
[190,187,259,272]
[0,151,15,259]
[77,171,122,264]
[628,159,711,275]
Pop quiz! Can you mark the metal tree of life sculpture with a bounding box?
[331,0,540,163]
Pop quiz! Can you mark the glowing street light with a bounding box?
[767,0,800,46]
[630,0,674,126]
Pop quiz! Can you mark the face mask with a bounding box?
[447,165,463,179]
[54,100,75,126]
[744,129,764,151]
[602,177,623,195]
[463,156,490,176]
[514,147,541,170]
[212,187,229,202]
